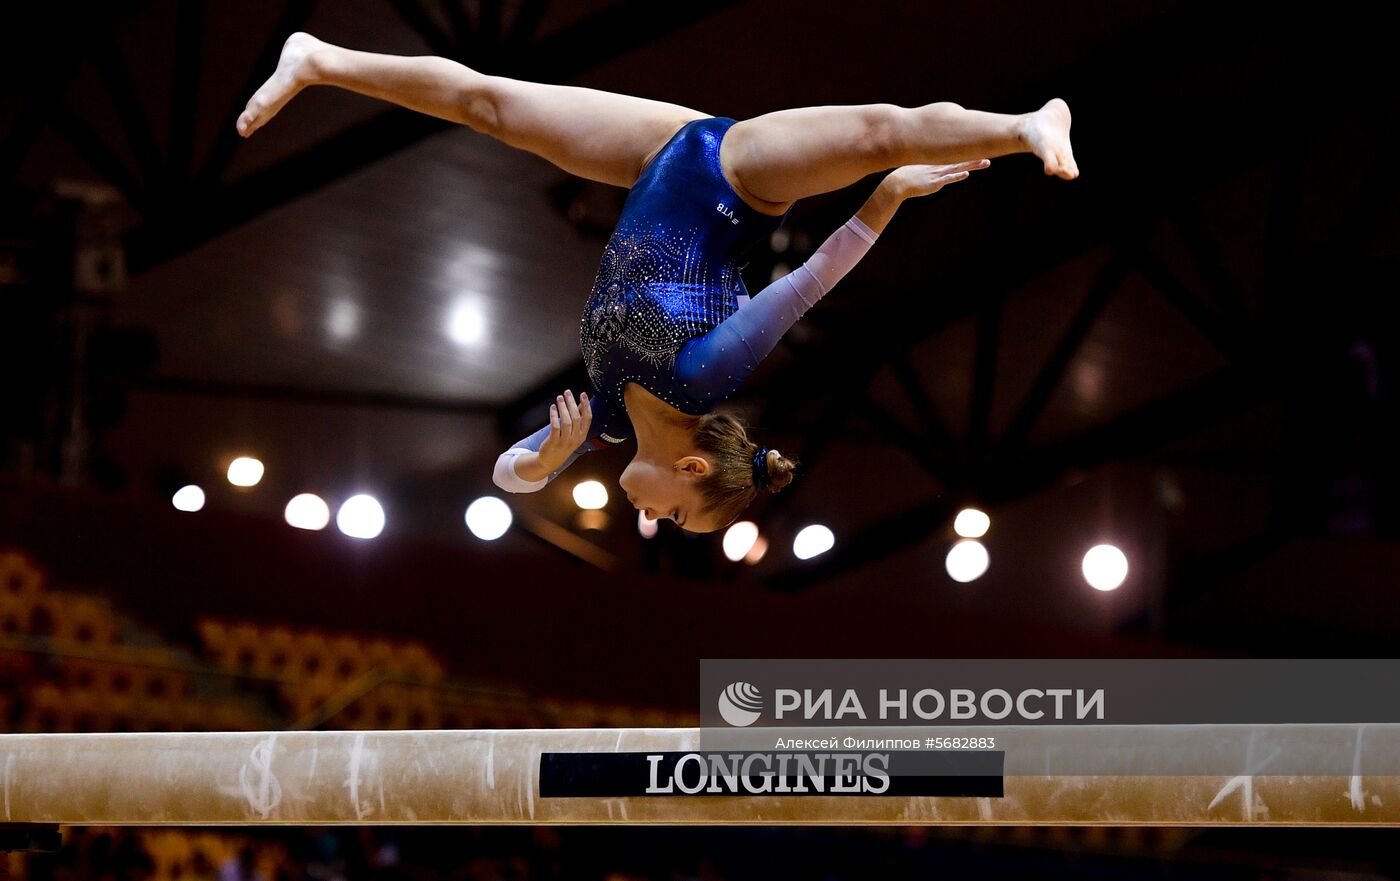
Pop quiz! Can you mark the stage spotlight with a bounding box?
[465,496,512,541]
[284,493,330,530]
[337,494,385,540]
[722,521,759,562]
[447,299,486,345]
[953,507,990,538]
[945,539,989,583]
[637,511,658,539]
[326,299,360,341]
[793,524,834,560]
[227,456,264,487]
[744,535,769,565]
[1082,544,1128,591]
[572,480,608,510]
[171,485,205,512]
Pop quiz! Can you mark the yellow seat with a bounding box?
[0,549,43,601]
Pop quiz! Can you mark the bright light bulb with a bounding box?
[945,539,990,582]
[447,299,486,345]
[227,456,264,487]
[465,496,512,541]
[1082,544,1129,591]
[572,480,608,510]
[172,485,205,512]
[953,507,990,538]
[793,524,835,560]
[744,535,769,565]
[337,494,385,540]
[326,299,360,341]
[284,493,330,530]
[722,521,759,562]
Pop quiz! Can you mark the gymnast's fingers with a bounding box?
[563,390,582,433]
[557,395,573,431]
[549,404,561,434]
[923,160,986,176]
[579,393,593,428]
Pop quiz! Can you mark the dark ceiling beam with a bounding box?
[504,0,549,49]
[437,0,475,56]
[965,291,1001,476]
[750,0,1366,422]
[890,354,961,471]
[1133,245,1243,362]
[190,0,319,201]
[1,3,148,188]
[131,374,497,414]
[987,237,1138,469]
[128,0,742,273]
[477,0,504,58]
[518,0,739,77]
[2,99,58,188]
[1256,11,1312,318]
[757,3,1395,589]
[48,106,150,214]
[1326,127,1400,257]
[130,106,448,271]
[93,31,166,190]
[93,31,166,191]
[770,363,1279,591]
[852,397,952,486]
[991,366,1274,502]
[389,0,457,57]
[167,0,206,191]
[1170,204,1254,341]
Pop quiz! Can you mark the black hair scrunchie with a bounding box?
[751,447,771,489]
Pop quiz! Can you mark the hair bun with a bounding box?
[763,448,797,493]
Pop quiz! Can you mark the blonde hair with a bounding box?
[691,412,798,526]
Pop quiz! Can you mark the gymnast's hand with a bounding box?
[538,390,593,470]
[885,160,992,200]
[856,160,992,234]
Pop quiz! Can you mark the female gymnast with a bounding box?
[238,33,1079,534]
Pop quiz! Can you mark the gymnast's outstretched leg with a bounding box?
[719,99,1079,213]
[236,33,709,188]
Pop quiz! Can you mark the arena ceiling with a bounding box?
[3,0,1396,650]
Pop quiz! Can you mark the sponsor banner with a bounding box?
[539,749,1004,798]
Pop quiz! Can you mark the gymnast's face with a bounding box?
[618,455,722,534]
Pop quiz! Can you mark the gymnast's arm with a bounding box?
[674,161,991,403]
[492,390,600,493]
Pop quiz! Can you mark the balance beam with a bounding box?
[2,728,1399,826]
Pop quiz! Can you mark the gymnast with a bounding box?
[238,33,1079,534]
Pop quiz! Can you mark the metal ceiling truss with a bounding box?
[757,3,1391,589]
[5,0,742,272]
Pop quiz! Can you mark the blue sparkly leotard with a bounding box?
[495,116,880,492]
[580,116,790,424]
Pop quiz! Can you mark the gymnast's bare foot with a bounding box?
[1019,97,1079,180]
[237,32,325,137]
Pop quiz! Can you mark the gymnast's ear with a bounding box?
[674,455,710,477]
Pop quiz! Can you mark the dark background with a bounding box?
[2,0,1399,875]
[4,0,1398,709]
